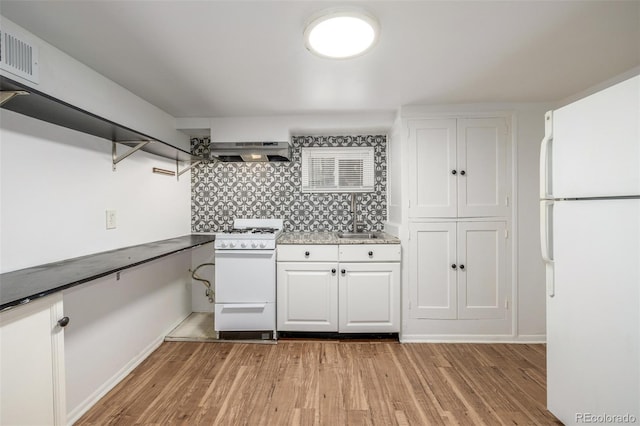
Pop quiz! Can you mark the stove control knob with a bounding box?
[220,242,228,248]
[240,242,247,248]
[229,242,236,248]
[251,242,258,248]
[260,242,267,248]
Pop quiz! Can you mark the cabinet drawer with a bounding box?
[277,245,339,262]
[339,244,401,262]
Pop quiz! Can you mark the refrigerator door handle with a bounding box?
[540,200,553,263]
[540,111,553,199]
[540,200,555,297]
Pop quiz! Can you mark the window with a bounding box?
[301,147,374,192]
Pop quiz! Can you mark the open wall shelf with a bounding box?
[0,76,204,165]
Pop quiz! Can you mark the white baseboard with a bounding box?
[510,334,546,343]
[400,334,546,343]
[66,315,187,425]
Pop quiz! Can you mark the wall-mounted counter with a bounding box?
[0,234,215,425]
[0,235,216,311]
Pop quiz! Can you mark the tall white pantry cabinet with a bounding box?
[390,112,513,340]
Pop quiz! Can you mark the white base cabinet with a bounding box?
[339,262,401,333]
[277,262,338,331]
[0,293,66,426]
[409,221,508,320]
[277,244,400,333]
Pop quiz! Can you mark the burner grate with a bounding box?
[251,227,278,234]
[225,227,278,234]
[227,228,249,234]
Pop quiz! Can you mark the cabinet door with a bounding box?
[0,293,66,426]
[408,119,457,218]
[456,221,507,319]
[408,222,457,319]
[457,118,508,217]
[338,263,400,333]
[277,262,338,331]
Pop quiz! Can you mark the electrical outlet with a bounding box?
[106,210,117,229]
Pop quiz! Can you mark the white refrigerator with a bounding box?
[540,74,639,425]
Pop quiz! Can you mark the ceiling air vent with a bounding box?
[0,29,39,84]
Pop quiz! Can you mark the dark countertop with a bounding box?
[0,234,216,311]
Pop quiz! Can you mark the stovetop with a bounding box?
[217,227,282,239]
[226,227,280,235]
[214,219,283,249]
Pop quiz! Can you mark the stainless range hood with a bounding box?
[209,141,291,162]
[209,117,292,162]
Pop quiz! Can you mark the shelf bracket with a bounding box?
[112,141,152,171]
[0,90,29,106]
[176,159,202,181]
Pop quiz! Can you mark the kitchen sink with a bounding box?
[337,232,380,240]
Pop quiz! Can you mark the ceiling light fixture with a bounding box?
[304,8,379,59]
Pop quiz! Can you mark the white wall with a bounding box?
[386,115,402,234]
[514,104,552,338]
[177,111,396,140]
[0,110,191,272]
[1,16,189,150]
[63,252,192,423]
[0,16,201,426]
[0,17,201,425]
[0,110,194,424]
[0,15,193,273]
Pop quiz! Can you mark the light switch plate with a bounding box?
[106,210,117,229]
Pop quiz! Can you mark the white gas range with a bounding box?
[213,219,283,339]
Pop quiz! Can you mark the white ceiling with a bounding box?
[1,1,639,118]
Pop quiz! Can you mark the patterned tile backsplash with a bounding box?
[191,135,387,232]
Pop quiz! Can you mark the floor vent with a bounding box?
[1,29,39,84]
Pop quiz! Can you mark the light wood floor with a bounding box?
[75,341,561,425]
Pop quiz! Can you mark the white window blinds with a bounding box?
[301,147,374,192]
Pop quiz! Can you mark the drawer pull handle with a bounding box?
[304,251,310,257]
[58,317,70,328]
[341,269,346,275]
[221,303,266,310]
[368,251,374,257]
[331,268,336,274]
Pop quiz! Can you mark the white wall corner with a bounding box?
[176,117,212,139]
[0,15,189,151]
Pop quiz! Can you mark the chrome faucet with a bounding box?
[351,193,359,233]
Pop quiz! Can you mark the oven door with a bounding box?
[214,249,276,303]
